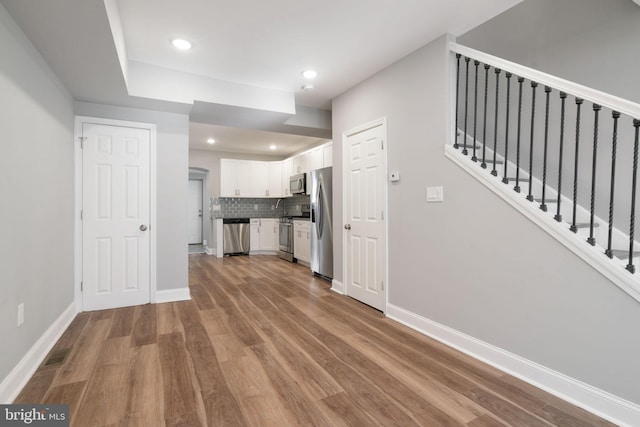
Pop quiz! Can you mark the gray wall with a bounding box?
[0,3,74,384]
[75,102,190,292]
[332,33,640,405]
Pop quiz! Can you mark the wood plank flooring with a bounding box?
[15,255,615,426]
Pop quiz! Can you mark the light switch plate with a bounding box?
[426,186,444,202]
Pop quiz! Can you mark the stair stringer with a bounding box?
[445,143,640,304]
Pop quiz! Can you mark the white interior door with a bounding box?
[188,179,203,244]
[345,123,387,311]
[82,123,150,310]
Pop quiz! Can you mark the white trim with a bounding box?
[341,117,389,313]
[205,246,215,256]
[449,42,640,120]
[155,287,191,304]
[0,304,77,404]
[74,116,158,309]
[331,279,345,294]
[445,145,640,304]
[386,303,640,427]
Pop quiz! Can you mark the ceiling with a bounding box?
[0,0,522,154]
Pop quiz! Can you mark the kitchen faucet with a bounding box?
[275,198,283,210]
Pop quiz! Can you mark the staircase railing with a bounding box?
[446,42,640,303]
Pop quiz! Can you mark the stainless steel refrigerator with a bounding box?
[310,167,333,279]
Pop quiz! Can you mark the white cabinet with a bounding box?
[308,146,322,172]
[250,218,278,253]
[292,154,307,175]
[322,143,333,168]
[220,159,238,197]
[281,158,293,197]
[221,159,284,197]
[267,162,282,197]
[220,159,254,197]
[294,220,311,264]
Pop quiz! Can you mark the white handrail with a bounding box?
[450,42,640,120]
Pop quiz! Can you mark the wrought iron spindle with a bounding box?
[526,82,538,202]
[454,54,461,149]
[627,120,640,273]
[463,57,471,155]
[472,60,480,162]
[606,111,621,258]
[481,64,490,168]
[514,77,524,193]
[554,92,567,222]
[587,104,602,246]
[540,86,552,212]
[570,98,584,233]
[492,68,502,176]
[502,73,513,184]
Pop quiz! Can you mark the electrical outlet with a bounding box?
[17,303,24,327]
[203,240,207,246]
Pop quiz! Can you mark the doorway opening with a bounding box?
[189,168,209,254]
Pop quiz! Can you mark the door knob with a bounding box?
[140,225,148,231]
[344,224,351,230]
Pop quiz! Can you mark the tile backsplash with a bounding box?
[211,195,310,219]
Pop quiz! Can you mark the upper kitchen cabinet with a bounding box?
[308,146,323,172]
[292,153,307,175]
[267,162,282,197]
[281,158,293,197]
[322,143,333,168]
[220,159,283,198]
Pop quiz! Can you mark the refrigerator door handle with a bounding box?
[317,181,323,238]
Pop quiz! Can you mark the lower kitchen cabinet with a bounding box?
[250,218,278,254]
[293,220,311,264]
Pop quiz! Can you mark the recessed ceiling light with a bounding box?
[301,84,314,91]
[207,138,215,144]
[302,70,317,79]
[269,144,277,150]
[172,38,192,51]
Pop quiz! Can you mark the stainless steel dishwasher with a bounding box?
[223,218,250,255]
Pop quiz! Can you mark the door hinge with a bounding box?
[80,281,83,291]
[80,209,83,220]
[79,136,87,149]
[381,139,384,150]
[381,211,384,220]
[381,280,384,290]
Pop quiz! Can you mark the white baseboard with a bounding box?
[155,287,191,304]
[205,246,214,256]
[0,303,77,404]
[331,279,345,295]
[386,304,640,427]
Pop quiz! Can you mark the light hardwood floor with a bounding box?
[16,255,614,426]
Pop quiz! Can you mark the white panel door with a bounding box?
[188,179,203,244]
[345,124,386,311]
[82,123,150,310]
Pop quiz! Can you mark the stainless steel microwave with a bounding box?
[289,173,306,195]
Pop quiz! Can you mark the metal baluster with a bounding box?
[570,98,584,233]
[514,77,524,193]
[587,104,602,246]
[472,60,480,162]
[463,57,471,155]
[606,111,621,258]
[481,64,490,168]
[627,120,640,273]
[540,86,552,212]
[526,82,538,202]
[502,73,513,184]
[554,92,567,222]
[454,53,461,149]
[491,68,501,176]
